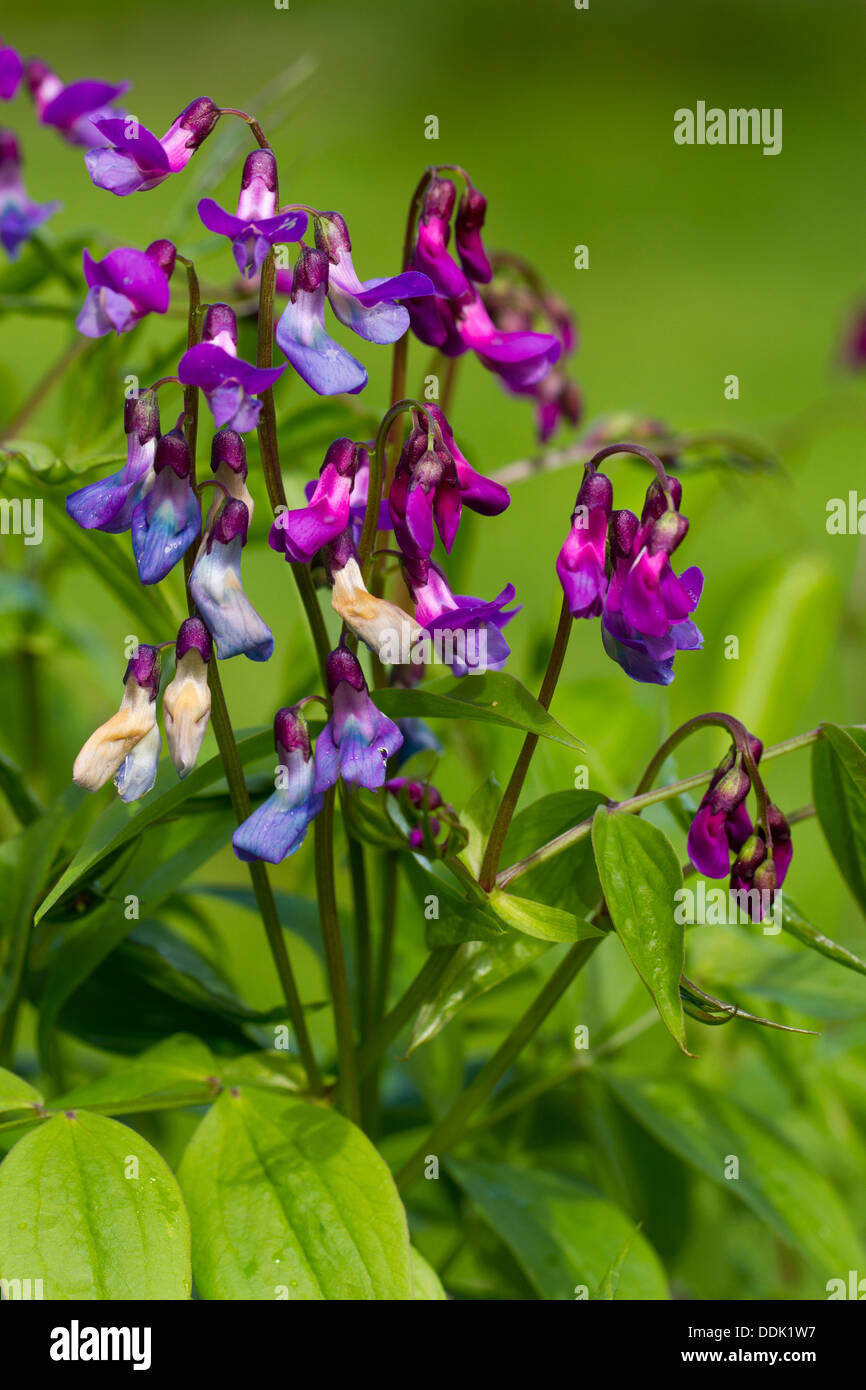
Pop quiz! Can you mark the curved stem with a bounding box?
[585,441,669,484]
[478,595,573,890]
[315,789,361,1123]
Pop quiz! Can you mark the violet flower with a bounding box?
[178,303,284,433]
[198,149,307,278]
[402,554,519,677]
[556,470,613,620]
[86,96,220,196]
[130,425,200,584]
[162,617,212,777]
[73,644,161,800]
[66,389,161,533]
[0,129,59,258]
[269,437,359,563]
[188,497,274,662]
[315,211,434,344]
[76,238,175,338]
[455,287,562,390]
[483,283,581,442]
[207,427,255,528]
[0,40,22,101]
[455,185,493,285]
[25,59,129,146]
[314,646,403,792]
[233,706,323,863]
[275,245,368,395]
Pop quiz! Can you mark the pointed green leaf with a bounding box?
[488,888,603,944]
[0,1067,43,1114]
[781,898,866,978]
[411,1246,447,1299]
[374,672,583,750]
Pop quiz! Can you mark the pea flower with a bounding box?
[76,238,175,338]
[388,416,461,559]
[86,96,220,196]
[314,211,434,344]
[276,245,368,395]
[130,424,200,584]
[207,428,254,528]
[269,437,359,563]
[557,470,613,620]
[73,644,161,798]
[162,618,212,777]
[188,497,274,662]
[410,176,470,299]
[401,553,519,676]
[0,40,22,101]
[0,130,60,258]
[198,149,307,278]
[424,405,509,517]
[454,185,492,284]
[484,283,581,441]
[25,59,129,145]
[66,389,161,533]
[325,531,424,663]
[178,303,284,433]
[233,706,323,863]
[314,646,403,792]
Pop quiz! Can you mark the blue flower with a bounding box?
[233,707,322,863]
[314,646,403,792]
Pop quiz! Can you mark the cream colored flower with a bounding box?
[331,556,425,663]
[163,648,212,777]
[73,680,157,792]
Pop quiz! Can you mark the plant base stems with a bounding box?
[315,789,361,1124]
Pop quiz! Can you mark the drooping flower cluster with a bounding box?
[481,269,581,442]
[557,461,703,684]
[687,735,794,918]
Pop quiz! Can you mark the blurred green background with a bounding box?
[2,0,866,1299]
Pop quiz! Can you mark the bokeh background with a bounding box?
[2,0,866,1299]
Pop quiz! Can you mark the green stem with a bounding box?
[479,595,573,890]
[315,789,361,1123]
[373,851,400,1024]
[356,946,458,1078]
[395,937,602,1191]
[347,832,373,1043]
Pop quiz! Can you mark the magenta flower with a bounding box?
[188,498,274,663]
[455,287,561,390]
[388,420,461,559]
[315,210,434,344]
[66,390,161,533]
[76,239,175,337]
[314,646,403,792]
[411,176,470,299]
[556,471,613,620]
[269,437,359,563]
[130,425,200,584]
[25,59,129,146]
[0,40,23,101]
[424,405,510,517]
[455,185,492,284]
[233,707,323,864]
[0,130,60,258]
[198,149,307,278]
[402,554,520,677]
[86,97,220,196]
[178,303,284,433]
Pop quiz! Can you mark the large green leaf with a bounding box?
[813,724,866,919]
[448,1158,668,1300]
[178,1089,412,1299]
[0,1110,191,1298]
[374,672,583,750]
[605,1072,865,1279]
[488,888,603,944]
[411,1246,447,1299]
[591,808,689,1053]
[409,936,552,1053]
[0,1067,43,1114]
[500,789,606,913]
[52,1034,219,1113]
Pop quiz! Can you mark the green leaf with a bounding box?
[592,1223,642,1300]
[500,789,606,913]
[409,936,551,1053]
[591,808,689,1053]
[0,1067,43,1114]
[458,775,501,877]
[605,1072,865,1279]
[813,724,866,918]
[488,888,603,944]
[0,749,43,825]
[52,1035,219,1113]
[374,672,583,750]
[178,1089,412,1299]
[0,1110,191,1298]
[35,729,272,923]
[781,898,866,978]
[403,854,505,946]
[447,1159,668,1300]
[411,1246,447,1299]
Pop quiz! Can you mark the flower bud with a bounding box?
[163,618,212,777]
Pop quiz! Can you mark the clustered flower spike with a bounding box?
[385,777,450,851]
[198,148,307,278]
[233,706,323,864]
[178,302,284,433]
[557,458,703,684]
[687,735,793,920]
[77,238,175,337]
[269,436,360,563]
[483,277,581,442]
[0,128,59,257]
[86,96,221,196]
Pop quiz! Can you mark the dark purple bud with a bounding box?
[241,148,277,194]
[455,186,492,284]
[124,388,161,443]
[154,427,191,477]
[321,528,358,578]
[752,858,777,895]
[609,508,639,560]
[707,764,751,816]
[314,211,351,263]
[211,428,247,477]
[176,615,212,663]
[0,129,21,167]
[212,497,249,545]
[648,509,689,556]
[422,175,457,224]
[576,470,613,513]
[324,436,359,478]
[123,643,161,700]
[767,802,790,841]
[202,302,237,347]
[641,472,682,524]
[146,239,176,277]
[177,96,221,149]
[325,644,366,695]
[24,58,51,97]
[292,245,329,296]
[274,705,313,760]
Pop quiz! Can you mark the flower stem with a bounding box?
[394,936,602,1191]
[315,789,361,1123]
[356,946,458,1078]
[478,595,573,890]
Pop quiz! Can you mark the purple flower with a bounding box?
[275,245,368,395]
[556,471,613,620]
[455,287,561,390]
[233,706,323,863]
[86,96,220,196]
[207,427,255,527]
[130,425,200,584]
[269,437,358,563]
[315,210,434,344]
[483,286,581,442]
[0,41,23,101]
[411,177,471,299]
[188,498,274,662]
[66,389,161,532]
[178,303,284,433]
[314,646,403,792]
[25,59,129,146]
[424,405,510,517]
[402,554,519,677]
[455,185,492,284]
[0,130,60,258]
[388,421,461,559]
[687,743,759,880]
[198,149,307,278]
[76,239,175,337]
